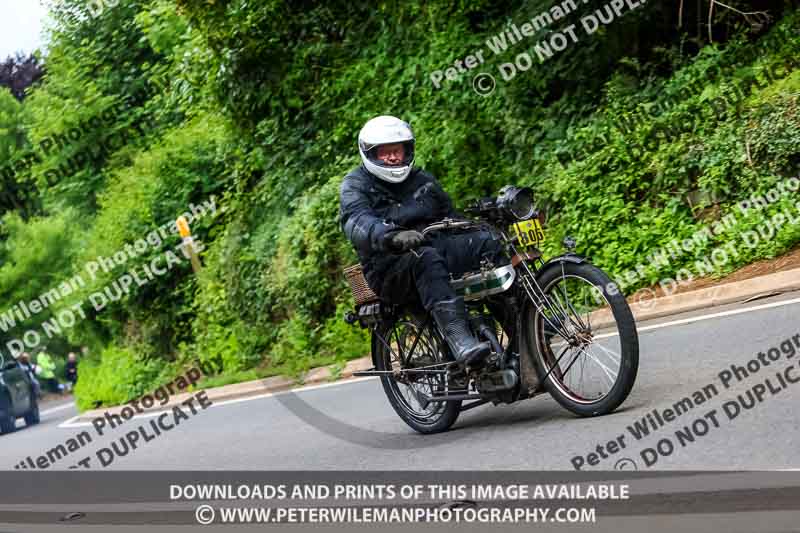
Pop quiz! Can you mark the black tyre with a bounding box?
[373,316,461,434]
[0,393,16,434]
[24,392,40,426]
[522,261,638,417]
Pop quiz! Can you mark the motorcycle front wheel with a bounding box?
[522,261,639,417]
[373,316,462,434]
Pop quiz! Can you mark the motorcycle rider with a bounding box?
[339,115,506,367]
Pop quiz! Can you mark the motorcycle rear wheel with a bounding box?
[373,316,461,434]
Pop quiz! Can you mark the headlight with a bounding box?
[496,186,535,220]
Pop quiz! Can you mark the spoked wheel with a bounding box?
[523,261,639,417]
[373,315,462,434]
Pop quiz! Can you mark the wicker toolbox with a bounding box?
[343,263,379,306]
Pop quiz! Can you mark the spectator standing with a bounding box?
[65,352,79,391]
[35,349,62,394]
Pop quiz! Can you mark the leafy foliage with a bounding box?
[0,0,797,408]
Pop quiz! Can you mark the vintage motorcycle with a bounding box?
[343,185,639,434]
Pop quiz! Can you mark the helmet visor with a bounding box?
[363,140,415,168]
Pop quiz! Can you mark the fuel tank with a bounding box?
[450,263,516,301]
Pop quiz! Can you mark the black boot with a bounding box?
[431,297,491,367]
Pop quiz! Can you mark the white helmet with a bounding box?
[358,115,415,183]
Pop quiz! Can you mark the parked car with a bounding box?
[0,359,39,434]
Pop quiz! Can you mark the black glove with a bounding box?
[385,230,424,252]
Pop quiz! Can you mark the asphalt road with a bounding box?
[3,291,800,471]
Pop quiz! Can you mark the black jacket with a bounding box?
[65,361,78,383]
[339,164,456,290]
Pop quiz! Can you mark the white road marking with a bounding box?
[592,296,800,340]
[58,296,800,429]
[211,376,378,409]
[638,296,800,331]
[39,402,76,416]
[57,376,378,429]
[58,414,82,427]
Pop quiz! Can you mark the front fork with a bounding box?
[506,252,587,396]
[514,261,574,341]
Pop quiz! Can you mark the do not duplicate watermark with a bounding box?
[590,176,800,312]
[570,332,800,470]
[0,197,217,360]
[428,0,650,97]
[13,366,211,470]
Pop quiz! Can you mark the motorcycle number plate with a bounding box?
[511,218,545,248]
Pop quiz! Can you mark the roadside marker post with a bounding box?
[177,216,203,273]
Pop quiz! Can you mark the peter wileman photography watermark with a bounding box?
[13,366,211,469]
[86,0,119,18]
[554,47,799,170]
[583,176,800,310]
[630,177,799,305]
[0,77,165,198]
[0,196,217,360]
[176,483,618,526]
[429,0,649,96]
[51,0,120,20]
[570,331,800,470]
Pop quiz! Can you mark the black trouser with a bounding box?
[377,230,506,312]
[42,378,61,394]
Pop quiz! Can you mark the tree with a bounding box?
[0,54,44,101]
[0,88,39,218]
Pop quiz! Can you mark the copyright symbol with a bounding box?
[472,73,496,97]
[614,458,638,470]
[634,288,657,310]
[195,505,215,525]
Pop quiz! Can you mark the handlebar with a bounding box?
[420,218,481,236]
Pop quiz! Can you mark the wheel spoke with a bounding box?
[591,341,622,366]
[559,264,589,331]
[557,347,583,378]
[393,328,406,364]
[578,347,618,386]
[534,269,631,405]
[379,317,455,423]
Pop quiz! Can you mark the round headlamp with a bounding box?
[496,186,535,220]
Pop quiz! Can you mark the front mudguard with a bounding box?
[537,252,590,270]
[530,252,591,334]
